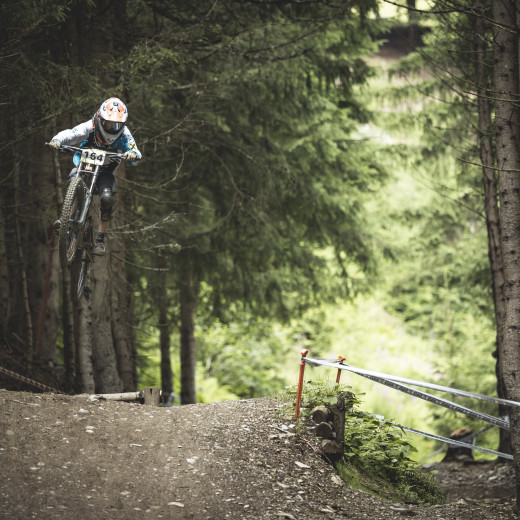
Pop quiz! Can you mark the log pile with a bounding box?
[310,394,351,462]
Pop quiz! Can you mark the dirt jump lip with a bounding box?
[0,389,515,520]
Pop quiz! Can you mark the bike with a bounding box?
[47,144,126,302]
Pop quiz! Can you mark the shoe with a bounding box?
[93,241,106,256]
[53,219,61,236]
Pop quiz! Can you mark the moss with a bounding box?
[335,459,446,504]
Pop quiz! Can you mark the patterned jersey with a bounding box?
[52,119,142,167]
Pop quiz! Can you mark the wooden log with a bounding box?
[318,395,347,462]
[311,406,331,424]
[320,439,343,461]
[442,428,474,462]
[315,422,334,439]
[143,387,161,406]
[332,394,346,447]
[89,391,143,402]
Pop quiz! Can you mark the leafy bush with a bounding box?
[340,409,445,504]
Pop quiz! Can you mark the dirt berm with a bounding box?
[0,390,515,519]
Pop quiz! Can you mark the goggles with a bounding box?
[102,119,124,134]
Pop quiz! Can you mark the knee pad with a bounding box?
[100,188,114,221]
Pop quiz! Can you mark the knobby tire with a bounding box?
[59,177,86,268]
[70,217,93,303]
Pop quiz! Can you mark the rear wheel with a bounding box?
[70,252,89,303]
[59,177,86,268]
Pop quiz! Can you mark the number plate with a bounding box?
[81,149,107,166]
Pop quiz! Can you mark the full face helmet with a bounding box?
[93,97,128,145]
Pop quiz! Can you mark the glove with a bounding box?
[48,139,61,150]
[123,151,138,161]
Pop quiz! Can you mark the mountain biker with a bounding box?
[49,97,142,255]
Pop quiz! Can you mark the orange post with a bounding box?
[335,355,346,386]
[294,349,309,419]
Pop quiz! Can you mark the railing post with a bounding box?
[295,349,309,419]
[335,355,345,387]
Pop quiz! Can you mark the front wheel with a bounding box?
[69,216,93,303]
[59,176,86,268]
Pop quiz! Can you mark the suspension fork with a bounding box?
[77,165,100,226]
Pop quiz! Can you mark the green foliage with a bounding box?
[3,0,505,456]
[197,313,294,398]
[135,323,240,404]
[283,380,359,414]
[344,410,415,474]
[283,381,445,504]
[351,8,501,451]
[336,458,445,505]
[124,0,388,328]
[339,407,445,504]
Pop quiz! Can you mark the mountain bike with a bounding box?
[47,143,126,302]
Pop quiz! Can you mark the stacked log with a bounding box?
[311,395,348,462]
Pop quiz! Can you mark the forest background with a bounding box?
[1,0,519,483]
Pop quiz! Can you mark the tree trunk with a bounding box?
[34,232,56,362]
[0,205,9,339]
[77,295,95,394]
[179,265,197,404]
[475,5,511,454]
[50,137,77,392]
[62,270,77,393]
[109,166,137,391]
[110,251,137,391]
[12,142,34,366]
[158,270,174,401]
[492,0,520,505]
[90,250,124,394]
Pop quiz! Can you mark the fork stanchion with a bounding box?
[335,355,346,387]
[294,349,309,419]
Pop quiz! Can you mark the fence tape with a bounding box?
[305,357,520,408]
[400,425,513,461]
[304,357,510,430]
[0,365,63,394]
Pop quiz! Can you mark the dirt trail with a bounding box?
[0,389,515,519]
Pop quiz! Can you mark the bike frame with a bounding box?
[47,143,127,301]
[76,163,100,227]
[66,146,123,211]
[59,145,124,227]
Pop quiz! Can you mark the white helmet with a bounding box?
[93,97,128,145]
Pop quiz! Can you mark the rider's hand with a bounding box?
[123,151,138,161]
[48,139,61,150]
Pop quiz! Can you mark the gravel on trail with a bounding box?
[0,389,516,519]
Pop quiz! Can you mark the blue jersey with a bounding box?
[52,119,142,169]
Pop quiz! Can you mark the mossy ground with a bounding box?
[335,459,446,504]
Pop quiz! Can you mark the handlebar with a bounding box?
[45,142,127,160]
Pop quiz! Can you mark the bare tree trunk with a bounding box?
[50,138,77,392]
[492,0,520,506]
[475,4,511,454]
[34,232,58,364]
[62,269,77,393]
[77,295,95,394]
[90,250,124,394]
[12,144,34,366]
[109,165,137,391]
[0,205,9,338]
[157,270,173,401]
[110,252,137,391]
[180,265,197,404]
[66,166,136,394]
